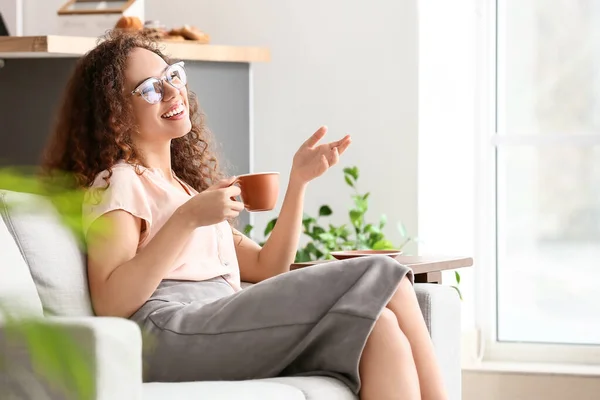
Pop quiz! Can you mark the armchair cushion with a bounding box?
[0,200,44,318]
[143,376,355,400]
[143,381,306,400]
[0,190,93,317]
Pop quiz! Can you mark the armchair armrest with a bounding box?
[0,316,143,400]
[414,283,462,400]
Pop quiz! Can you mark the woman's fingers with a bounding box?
[224,185,241,198]
[329,146,340,166]
[302,126,328,149]
[327,135,351,152]
[336,135,352,154]
[334,134,351,146]
[208,176,237,190]
[226,209,241,219]
[230,198,245,212]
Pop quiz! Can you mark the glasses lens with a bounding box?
[166,63,187,88]
[139,79,163,104]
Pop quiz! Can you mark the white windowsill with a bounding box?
[463,361,600,377]
[460,330,600,376]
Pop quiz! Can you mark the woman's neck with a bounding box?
[138,140,174,179]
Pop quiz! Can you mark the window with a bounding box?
[478,0,600,363]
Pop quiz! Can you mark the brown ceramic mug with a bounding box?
[230,172,279,212]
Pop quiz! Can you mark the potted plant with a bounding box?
[245,166,462,299]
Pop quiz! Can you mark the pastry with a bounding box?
[168,28,184,36]
[180,25,210,43]
[164,35,186,41]
[142,27,168,40]
[114,16,143,31]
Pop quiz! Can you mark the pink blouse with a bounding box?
[82,161,242,291]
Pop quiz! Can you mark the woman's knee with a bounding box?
[369,308,411,351]
[397,274,414,292]
[375,307,398,328]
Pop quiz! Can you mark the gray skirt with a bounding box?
[129,255,412,394]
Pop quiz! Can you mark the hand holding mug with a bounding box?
[179,177,245,227]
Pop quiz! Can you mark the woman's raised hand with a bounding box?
[290,126,351,184]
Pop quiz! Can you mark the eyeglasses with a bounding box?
[131,61,187,104]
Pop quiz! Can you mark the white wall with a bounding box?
[145,0,420,249]
[20,0,62,36]
[0,0,22,35]
[418,0,477,330]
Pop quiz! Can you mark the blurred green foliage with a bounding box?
[0,167,96,399]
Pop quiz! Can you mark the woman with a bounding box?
[43,31,447,400]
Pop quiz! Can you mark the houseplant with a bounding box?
[245,166,463,299]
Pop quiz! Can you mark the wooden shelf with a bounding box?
[0,36,270,63]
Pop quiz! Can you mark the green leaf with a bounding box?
[305,241,318,254]
[302,212,314,221]
[344,175,354,187]
[451,285,463,300]
[295,249,311,262]
[338,225,351,240]
[379,214,387,229]
[343,166,359,180]
[364,224,380,234]
[319,205,332,217]
[302,215,316,232]
[356,233,368,249]
[310,245,324,259]
[243,224,253,236]
[397,221,408,237]
[349,210,363,228]
[352,195,368,213]
[310,225,325,239]
[318,232,335,242]
[342,240,354,249]
[367,232,384,247]
[325,241,338,251]
[363,192,370,200]
[0,168,117,251]
[372,239,396,250]
[264,218,277,236]
[455,271,461,284]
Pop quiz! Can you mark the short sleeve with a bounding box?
[82,166,153,242]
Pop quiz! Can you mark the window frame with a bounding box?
[475,0,600,365]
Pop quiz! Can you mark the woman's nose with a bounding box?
[161,80,180,102]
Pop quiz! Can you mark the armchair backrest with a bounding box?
[0,190,93,317]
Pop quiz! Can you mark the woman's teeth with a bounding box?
[161,104,184,119]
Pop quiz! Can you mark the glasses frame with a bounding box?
[130,61,187,104]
